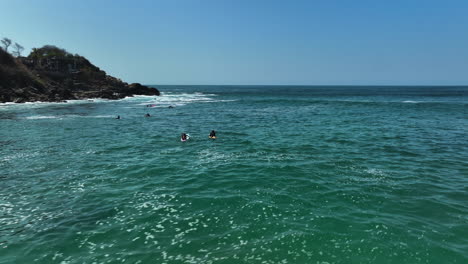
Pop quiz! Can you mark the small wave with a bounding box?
[65,98,110,104]
[202,99,237,103]
[122,95,159,101]
[0,98,109,110]
[25,115,61,120]
[330,99,441,104]
[87,115,115,118]
[25,115,114,120]
[0,102,16,106]
[1,92,229,110]
[0,101,60,109]
[131,92,228,107]
[399,100,467,104]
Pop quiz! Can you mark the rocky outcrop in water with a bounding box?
[0,45,159,103]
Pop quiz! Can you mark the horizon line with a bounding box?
[144,84,468,87]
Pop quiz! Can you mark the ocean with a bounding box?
[0,86,467,263]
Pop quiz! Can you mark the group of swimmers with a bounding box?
[115,113,151,118]
[181,130,216,142]
[116,105,175,119]
[115,115,216,142]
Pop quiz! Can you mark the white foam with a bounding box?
[0,102,16,106]
[200,99,236,103]
[158,92,236,106]
[25,115,61,120]
[0,98,110,111]
[125,92,228,107]
[24,114,114,120]
[121,95,159,102]
[90,115,114,118]
[0,92,234,112]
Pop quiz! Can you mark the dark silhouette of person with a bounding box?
[209,130,216,138]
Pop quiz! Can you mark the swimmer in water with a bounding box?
[209,130,216,138]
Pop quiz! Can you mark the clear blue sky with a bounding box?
[1,0,468,85]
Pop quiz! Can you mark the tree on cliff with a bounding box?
[29,45,70,59]
[1,37,12,52]
[12,43,24,57]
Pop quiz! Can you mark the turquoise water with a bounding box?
[0,86,467,263]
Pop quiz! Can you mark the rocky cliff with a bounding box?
[0,45,159,103]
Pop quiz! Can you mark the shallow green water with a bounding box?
[0,86,467,263]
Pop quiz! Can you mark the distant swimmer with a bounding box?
[181,133,189,142]
[116,115,121,119]
[145,113,151,117]
[168,106,174,108]
[209,130,216,139]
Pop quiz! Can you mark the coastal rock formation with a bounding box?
[0,45,159,103]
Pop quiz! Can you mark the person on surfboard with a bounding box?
[181,133,188,141]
